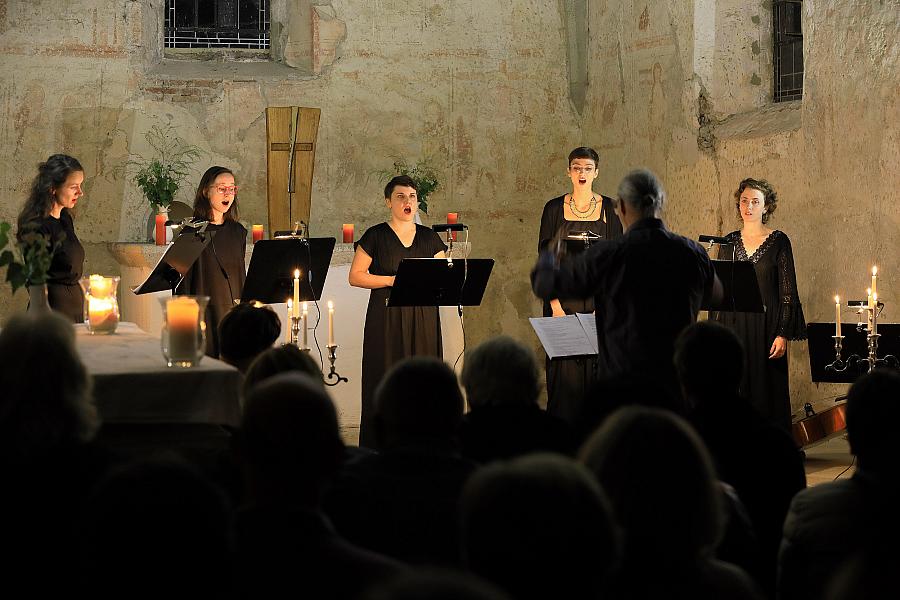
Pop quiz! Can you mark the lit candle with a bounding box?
[167,296,200,361]
[302,301,309,349]
[834,295,841,337]
[871,266,878,299]
[90,274,112,298]
[873,293,879,335]
[342,223,354,244]
[88,297,118,333]
[867,288,874,332]
[252,224,264,243]
[155,214,167,246]
[293,269,300,317]
[867,288,873,309]
[328,300,335,346]
[285,299,293,343]
[447,212,459,241]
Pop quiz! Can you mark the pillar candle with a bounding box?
[342,223,354,244]
[167,297,200,361]
[871,266,878,299]
[293,270,301,317]
[834,296,841,337]
[89,274,112,298]
[285,299,293,343]
[88,297,118,333]
[327,300,335,346]
[302,301,309,349]
[155,214,167,246]
[447,212,458,241]
[252,224,264,243]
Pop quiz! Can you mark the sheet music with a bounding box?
[529,313,598,358]
[576,312,599,354]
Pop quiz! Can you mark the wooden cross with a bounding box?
[265,106,321,235]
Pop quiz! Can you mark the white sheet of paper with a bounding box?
[529,314,598,358]
[575,312,599,354]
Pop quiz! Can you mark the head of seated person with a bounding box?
[675,320,745,407]
[579,405,721,564]
[218,301,281,372]
[81,457,231,598]
[374,357,464,451]
[362,567,510,600]
[243,344,324,399]
[240,372,344,506]
[461,335,540,410]
[460,453,619,600]
[846,369,900,475]
[0,311,98,462]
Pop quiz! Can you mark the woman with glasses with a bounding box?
[16,154,86,322]
[349,175,447,448]
[536,147,622,426]
[176,166,247,358]
[711,178,806,432]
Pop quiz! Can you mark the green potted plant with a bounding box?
[377,158,441,214]
[128,124,203,214]
[0,221,60,310]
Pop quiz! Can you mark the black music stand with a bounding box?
[242,238,336,304]
[133,228,215,294]
[807,322,900,383]
[702,260,764,313]
[388,258,494,307]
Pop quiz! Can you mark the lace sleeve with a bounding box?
[776,234,807,340]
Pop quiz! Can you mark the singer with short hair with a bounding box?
[349,175,447,448]
[175,166,247,358]
[16,154,86,322]
[537,147,623,425]
[711,178,806,432]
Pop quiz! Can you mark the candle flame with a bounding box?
[302,301,308,311]
[873,293,878,302]
[294,269,300,279]
[867,288,872,296]
[835,295,840,304]
[327,300,334,309]
[873,266,878,276]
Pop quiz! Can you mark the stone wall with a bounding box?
[1,0,897,415]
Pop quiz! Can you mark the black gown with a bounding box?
[356,223,447,448]
[175,220,247,358]
[712,230,806,432]
[30,210,85,322]
[537,195,622,425]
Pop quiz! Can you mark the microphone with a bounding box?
[432,223,468,233]
[698,234,729,245]
[165,218,210,229]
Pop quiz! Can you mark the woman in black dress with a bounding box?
[176,166,247,358]
[17,154,86,322]
[712,178,806,432]
[349,175,447,448]
[537,147,622,425]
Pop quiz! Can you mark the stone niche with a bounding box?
[278,1,347,74]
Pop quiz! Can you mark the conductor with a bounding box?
[531,169,722,408]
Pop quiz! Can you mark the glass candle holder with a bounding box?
[79,275,120,335]
[159,295,209,367]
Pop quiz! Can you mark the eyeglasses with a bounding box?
[210,185,239,195]
[569,166,595,174]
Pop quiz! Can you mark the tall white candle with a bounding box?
[293,269,300,317]
[873,293,879,335]
[872,266,878,299]
[302,301,309,349]
[328,300,335,346]
[834,295,841,337]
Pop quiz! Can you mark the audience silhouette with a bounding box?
[217,301,282,372]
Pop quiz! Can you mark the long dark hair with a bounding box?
[192,166,239,221]
[17,154,83,234]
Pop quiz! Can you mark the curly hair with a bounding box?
[734,178,777,224]
[17,154,83,235]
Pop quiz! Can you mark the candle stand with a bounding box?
[324,344,348,387]
[826,301,898,373]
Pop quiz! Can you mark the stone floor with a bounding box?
[803,435,855,486]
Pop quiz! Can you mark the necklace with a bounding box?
[569,195,597,218]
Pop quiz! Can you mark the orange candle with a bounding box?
[252,224,264,243]
[342,223,354,244]
[155,214,167,245]
[447,212,458,241]
[88,297,118,333]
[167,297,200,361]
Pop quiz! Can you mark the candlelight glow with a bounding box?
[328,300,334,310]
[835,295,840,304]
[873,266,878,276]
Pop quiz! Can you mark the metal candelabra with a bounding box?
[826,301,898,373]
[324,344,348,387]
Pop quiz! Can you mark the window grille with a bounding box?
[165,0,270,50]
[773,0,803,102]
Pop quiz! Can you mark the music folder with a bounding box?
[132,228,215,294]
[529,313,599,359]
[242,237,336,304]
[387,258,494,307]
